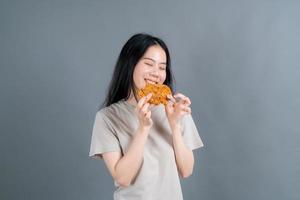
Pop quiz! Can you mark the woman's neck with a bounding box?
[126,91,138,106]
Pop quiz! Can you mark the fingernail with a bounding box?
[175,97,181,102]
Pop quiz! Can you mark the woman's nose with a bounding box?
[149,71,159,81]
[149,70,159,77]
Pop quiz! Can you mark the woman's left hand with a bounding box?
[165,93,192,130]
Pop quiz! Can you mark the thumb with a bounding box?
[165,101,172,113]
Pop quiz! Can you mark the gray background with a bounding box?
[1,0,299,200]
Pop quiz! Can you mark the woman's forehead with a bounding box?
[142,46,167,63]
[142,57,167,65]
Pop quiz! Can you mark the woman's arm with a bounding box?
[102,93,153,187]
[102,126,150,187]
[171,124,194,178]
[165,93,195,178]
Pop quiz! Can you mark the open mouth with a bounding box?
[145,79,158,84]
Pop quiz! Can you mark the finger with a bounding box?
[145,93,153,102]
[177,104,190,112]
[137,93,152,109]
[174,94,191,106]
[181,106,190,114]
[141,103,150,116]
[167,94,175,101]
[167,94,176,104]
[173,94,185,103]
[137,96,147,109]
[180,97,191,106]
[184,97,191,105]
[165,101,172,114]
[173,101,186,110]
[174,93,186,99]
[184,107,191,113]
[145,110,151,119]
[179,107,191,115]
[178,104,186,110]
[149,104,155,110]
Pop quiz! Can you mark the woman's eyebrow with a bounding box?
[143,57,167,65]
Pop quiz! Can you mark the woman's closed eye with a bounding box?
[145,62,154,66]
[159,66,166,70]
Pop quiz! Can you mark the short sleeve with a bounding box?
[181,114,204,151]
[89,110,122,160]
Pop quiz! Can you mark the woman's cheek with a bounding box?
[161,73,167,84]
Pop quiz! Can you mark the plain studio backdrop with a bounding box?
[1,0,299,200]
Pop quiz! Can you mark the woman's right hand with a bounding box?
[135,93,153,130]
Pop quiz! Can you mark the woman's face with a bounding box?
[133,45,167,90]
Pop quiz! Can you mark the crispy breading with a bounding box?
[137,83,172,106]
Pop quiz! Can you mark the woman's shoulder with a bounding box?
[94,102,120,126]
[96,99,128,117]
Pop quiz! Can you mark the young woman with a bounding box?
[89,33,204,200]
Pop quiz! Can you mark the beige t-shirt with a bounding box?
[89,99,204,200]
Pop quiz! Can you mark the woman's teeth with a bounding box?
[145,79,157,84]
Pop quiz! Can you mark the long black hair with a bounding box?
[100,33,175,109]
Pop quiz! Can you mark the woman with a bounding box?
[89,33,204,200]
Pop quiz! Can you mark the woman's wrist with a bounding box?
[138,125,151,134]
[169,122,181,133]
